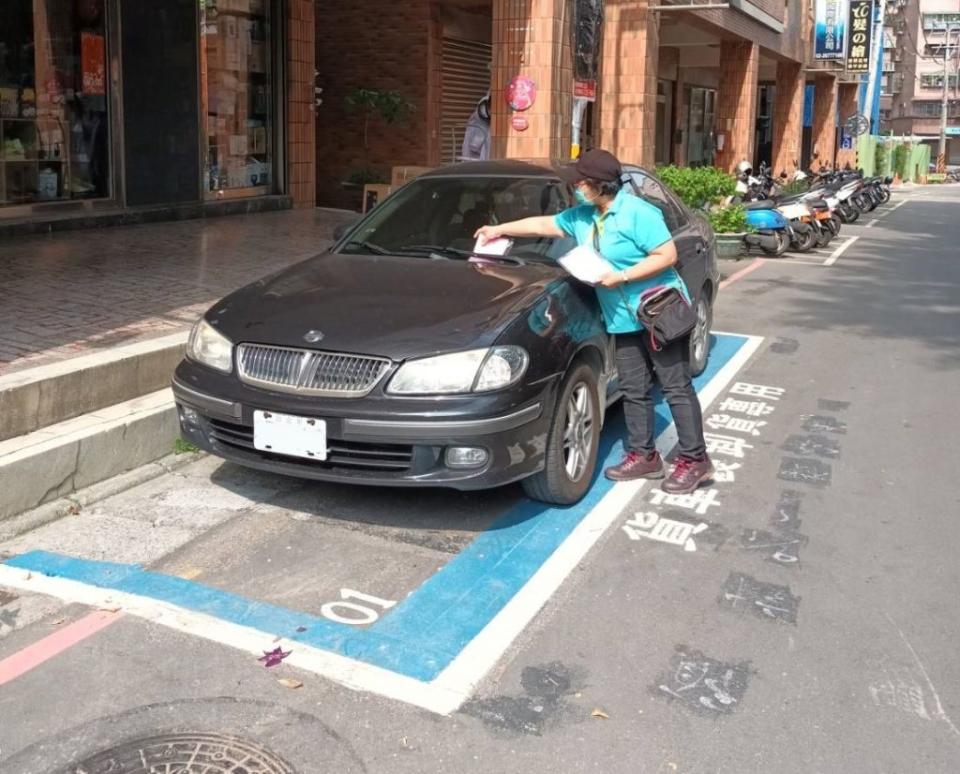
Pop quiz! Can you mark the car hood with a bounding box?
[207,251,565,361]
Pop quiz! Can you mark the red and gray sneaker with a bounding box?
[604,450,665,482]
[662,455,714,494]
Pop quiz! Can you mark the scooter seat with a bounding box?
[743,199,776,210]
[806,199,829,208]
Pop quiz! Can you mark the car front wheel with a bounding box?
[689,290,713,377]
[522,362,600,505]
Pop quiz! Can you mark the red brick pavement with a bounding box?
[0,209,355,375]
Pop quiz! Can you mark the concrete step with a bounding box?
[0,332,187,442]
[0,388,179,522]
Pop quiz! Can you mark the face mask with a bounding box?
[574,188,596,206]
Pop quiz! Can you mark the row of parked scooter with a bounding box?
[731,161,894,256]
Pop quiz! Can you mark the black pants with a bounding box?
[614,331,707,459]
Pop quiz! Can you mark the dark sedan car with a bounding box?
[173,160,720,504]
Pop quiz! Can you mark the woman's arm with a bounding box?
[597,239,678,288]
[475,215,565,245]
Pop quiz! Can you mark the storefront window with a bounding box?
[1,0,110,207]
[200,0,273,198]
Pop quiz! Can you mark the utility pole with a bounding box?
[938,24,959,173]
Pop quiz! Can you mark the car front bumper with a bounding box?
[172,370,558,491]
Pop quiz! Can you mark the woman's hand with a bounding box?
[597,271,626,289]
[474,224,505,246]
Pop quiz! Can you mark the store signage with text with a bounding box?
[814,0,849,60]
[846,0,874,72]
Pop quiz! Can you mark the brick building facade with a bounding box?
[310,0,868,209]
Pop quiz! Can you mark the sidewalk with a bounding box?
[0,209,355,375]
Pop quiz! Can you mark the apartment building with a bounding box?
[881,0,960,165]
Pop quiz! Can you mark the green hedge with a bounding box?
[656,165,737,209]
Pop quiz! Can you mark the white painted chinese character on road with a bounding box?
[704,433,754,459]
[717,397,775,417]
[729,382,785,401]
[713,461,742,483]
[622,511,708,552]
[706,414,767,436]
[648,487,721,515]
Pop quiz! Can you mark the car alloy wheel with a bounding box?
[563,383,595,482]
[690,291,713,377]
[522,362,600,505]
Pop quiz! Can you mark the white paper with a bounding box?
[557,245,613,284]
[473,236,512,256]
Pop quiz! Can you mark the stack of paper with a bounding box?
[558,245,613,284]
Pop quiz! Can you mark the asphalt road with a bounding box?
[2,185,959,774]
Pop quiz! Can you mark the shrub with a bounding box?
[707,204,750,234]
[892,144,909,179]
[874,142,889,176]
[656,165,737,210]
[780,179,809,196]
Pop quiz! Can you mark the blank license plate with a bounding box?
[253,411,327,461]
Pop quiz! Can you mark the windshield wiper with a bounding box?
[397,244,474,259]
[341,240,392,255]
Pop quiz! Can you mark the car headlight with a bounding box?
[388,346,528,395]
[187,318,233,373]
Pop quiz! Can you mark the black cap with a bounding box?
[558,149,622,184]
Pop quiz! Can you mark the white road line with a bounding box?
[825,235,859,266]
[429,333,765,708]
[0,335,767,715]
[863,219,878,228]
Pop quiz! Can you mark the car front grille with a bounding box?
[236,344,391,397]
[208,418,415,472]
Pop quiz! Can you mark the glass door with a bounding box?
[199,0,274,199]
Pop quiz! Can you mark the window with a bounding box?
[1,0,111,207]
[200,0,274,198]
[920,74,960,90]
[338,176,573,260]
[626,171,688,234]
[922,13,960,31]
[911,100,960,118]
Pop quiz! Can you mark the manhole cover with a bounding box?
[70,732,296,773]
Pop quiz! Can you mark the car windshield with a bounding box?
[338,175,576,261]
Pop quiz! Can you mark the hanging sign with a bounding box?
[511,115,529,132]
[814,0,849,60]
[506,77,537,111]
[573,80,597,101]
[846,0,874,72]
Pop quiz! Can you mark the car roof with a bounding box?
[418,159,649,179]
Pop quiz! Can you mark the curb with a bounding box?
[0,450,205,542]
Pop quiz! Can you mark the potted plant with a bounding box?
[707,204,750,259]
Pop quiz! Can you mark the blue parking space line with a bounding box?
[371,333,748,679]
[3,333,750,684]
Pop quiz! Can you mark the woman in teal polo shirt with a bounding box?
[475,149,712,494]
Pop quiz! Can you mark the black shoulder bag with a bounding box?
[593,224,696,351]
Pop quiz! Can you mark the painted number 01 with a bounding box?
[320,589,396,626]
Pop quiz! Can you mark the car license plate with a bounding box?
[253,410,327,461]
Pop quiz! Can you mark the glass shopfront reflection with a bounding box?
[200,0,274,199]
[0,0,110,207]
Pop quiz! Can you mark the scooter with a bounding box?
[737,162,808,253]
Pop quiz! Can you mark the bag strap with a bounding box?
[594,222,658,349]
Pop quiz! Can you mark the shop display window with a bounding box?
[0,0,110,207]
[200,0,274,198]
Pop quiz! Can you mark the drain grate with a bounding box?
[70,732,296,773]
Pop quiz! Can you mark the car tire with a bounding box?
[521,362,600,505]
[689,289,713,377]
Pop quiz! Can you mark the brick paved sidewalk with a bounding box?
[0,209,355,375]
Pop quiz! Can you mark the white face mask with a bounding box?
[575,186,599,205]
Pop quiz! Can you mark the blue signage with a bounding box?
[815,0,849,60]
[946,126,960,137]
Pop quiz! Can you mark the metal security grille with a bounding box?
[440,37,492,164]
[237,344,391,397]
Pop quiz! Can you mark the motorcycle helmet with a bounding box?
[736,160,753,176]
